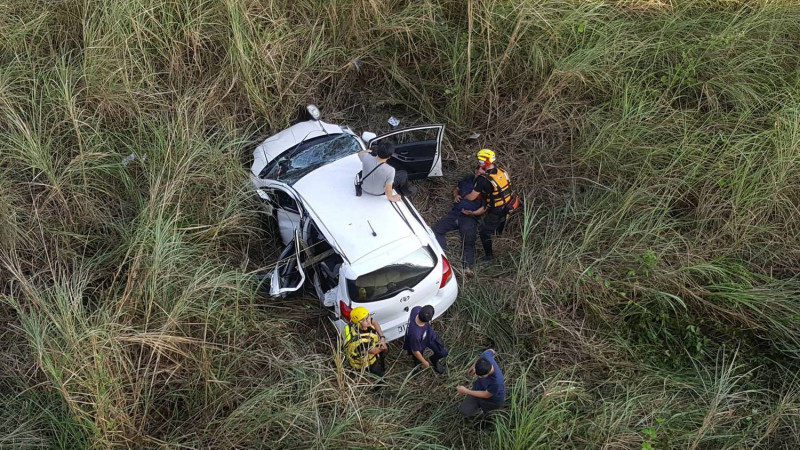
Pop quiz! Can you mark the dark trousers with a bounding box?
[408,334,449,366]
[433,211,478,267]
[393,170,410,195]
[369,352,386,377]
[479,209,506,257]
[459,395,504,416]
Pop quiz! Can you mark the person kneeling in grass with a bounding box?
[403,305,448,374]
[456,349,506,416]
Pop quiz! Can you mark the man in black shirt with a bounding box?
[432,169,484,274]
[462,149,515,262]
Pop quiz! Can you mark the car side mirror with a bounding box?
[361,132,376,144]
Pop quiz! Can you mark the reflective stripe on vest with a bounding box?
[343,324,378,369]
[484,168,513,208]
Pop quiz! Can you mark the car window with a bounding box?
[395,127,439,144]
[347,246,436,303]
[273,189,298,212]
[263,134,361,185]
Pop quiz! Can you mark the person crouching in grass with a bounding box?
[403,305,448,374]
[456,349,506,416]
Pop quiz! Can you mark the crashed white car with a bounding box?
[250,106,458,342]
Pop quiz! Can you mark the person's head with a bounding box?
[418,305,434,323]
[475,357,493,377]
[477,148,496,171]
[350,306,371,328]
[374,142,394,159]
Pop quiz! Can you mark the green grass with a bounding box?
[2,0,800,447]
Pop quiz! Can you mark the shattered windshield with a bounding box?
[263,134,361,185]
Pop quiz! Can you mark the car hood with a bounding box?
[251,120,346,177]
[292,154,430,265]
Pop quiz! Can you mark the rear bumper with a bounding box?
[333,276,458,343]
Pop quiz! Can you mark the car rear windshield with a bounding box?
[347,246,436,303]
[261,134,361,185]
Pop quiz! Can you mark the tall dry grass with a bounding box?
[2,0,800,448]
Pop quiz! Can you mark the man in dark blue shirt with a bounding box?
[403,305,449,374]
[456,349,506,416]
[432,170,484,276]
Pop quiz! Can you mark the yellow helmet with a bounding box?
[477,148,496,163]
[350,306,370,323]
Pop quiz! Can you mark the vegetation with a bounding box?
[2,0,800,448]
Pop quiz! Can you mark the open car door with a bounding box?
[269,228,306,297]
[369,125,444,180]
[259,187,303,245]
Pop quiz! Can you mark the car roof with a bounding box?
[292,154,428,266]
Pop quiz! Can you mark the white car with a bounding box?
[250,105,458,342]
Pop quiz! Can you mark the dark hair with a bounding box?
[418,305,434,323]
[475,357,493,377]
[375,142,394,159]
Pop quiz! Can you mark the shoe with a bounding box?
[480,254,495,264]
[432,360,446,375]
[463,267,475,278]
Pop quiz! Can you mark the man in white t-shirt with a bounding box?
[358,143,401,202]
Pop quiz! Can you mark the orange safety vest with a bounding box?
[482,167,514,208]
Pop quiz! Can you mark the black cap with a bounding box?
[418,305,434,323]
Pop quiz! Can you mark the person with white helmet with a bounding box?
[462,149,519,262]
[343,306,388,377]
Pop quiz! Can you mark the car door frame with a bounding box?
[259,182,305,245]
[258,182,308,297]
[269,227,308,297]
[368,124,445,179]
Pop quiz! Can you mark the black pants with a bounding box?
[367,351,386,377]
[433,211,478,267]
[408,335,449,366]
[393,170,411,195]
[479,209,506,257]
[459,395,504,416]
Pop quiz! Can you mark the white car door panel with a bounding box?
[261,186,303,245]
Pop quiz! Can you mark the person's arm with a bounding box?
[455,386,493,399]
[462,205,487,216]
[358,150,375,165]
[464,189,481,201]
[452,186,462,202]
[412,350,430,368]
[467,363,476,376]
[370,318,387,349]
[385,183,401,202]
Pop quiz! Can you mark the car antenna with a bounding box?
[367,220,377,237]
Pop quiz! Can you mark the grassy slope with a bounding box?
[2,0,800,448]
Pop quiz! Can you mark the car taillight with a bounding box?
[339,301,352,321]
[440,255,453,288]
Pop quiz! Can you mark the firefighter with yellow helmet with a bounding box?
[462,149,519,262]
[343,306,388,376]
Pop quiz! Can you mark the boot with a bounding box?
[431,357,446,375]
